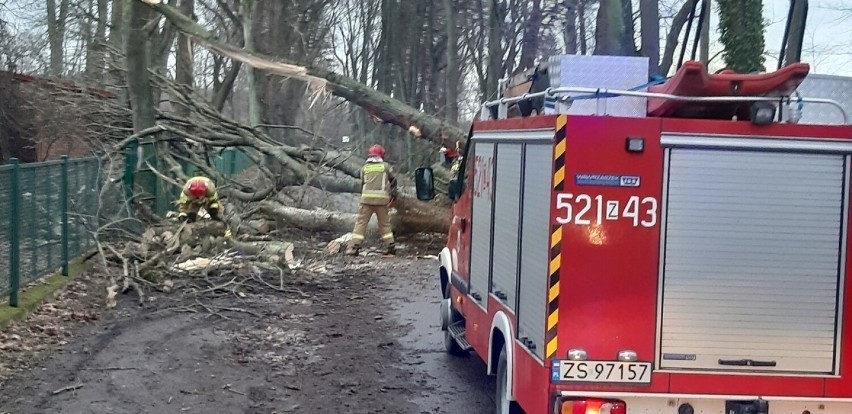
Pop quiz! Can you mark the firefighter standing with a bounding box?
[178,176,222,223]
[345,144,398,256]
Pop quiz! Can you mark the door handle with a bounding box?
[494,291,508,301]
[471,292,482,301]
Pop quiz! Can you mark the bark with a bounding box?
[621,0,635,54]
[135,0,468,146]
[700,0,711,63]
[108,0,127,93]
[518,0,542,70]
[175,0,194,86]
[211,61,241,112]
[485,0,503,99]
[639,0,660,76]
[46,0,69,76]
[578,0,588,54]
[564,0,578,55]
[175,0,195,116]
[659,1,693,76]
[127,1,156,132]
[85,0,109,79]
[258,197,449,237]
[444,0,459,124]
[241,0,260,127]
[783,0,808,66]
[593,0,629,56]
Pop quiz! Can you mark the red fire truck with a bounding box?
[414,54,852,413]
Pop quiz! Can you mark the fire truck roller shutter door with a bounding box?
[659,146,847,374]
[517,143,554,360]
[491,143,523,310]
[470,142,496,307]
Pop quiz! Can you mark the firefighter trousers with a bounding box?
[350,204,394,247]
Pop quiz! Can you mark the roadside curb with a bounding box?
[0,259,88,330]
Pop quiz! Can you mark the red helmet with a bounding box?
[368,144,385,159]
[188,180,207,198]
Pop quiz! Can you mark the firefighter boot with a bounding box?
[384,243,396,256]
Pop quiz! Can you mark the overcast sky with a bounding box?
[2,0,850,76]
[739,0,850,75]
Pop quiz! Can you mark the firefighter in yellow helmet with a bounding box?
[177,176,221,223]
[345,144,399,256]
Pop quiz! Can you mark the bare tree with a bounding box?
[640,0,660,76]
[46,0,70,76]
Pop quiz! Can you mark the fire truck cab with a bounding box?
[414,54,852,414]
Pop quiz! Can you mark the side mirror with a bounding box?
[414,167,435,201]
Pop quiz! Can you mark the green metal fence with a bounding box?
[213,149,254,178]
[0,156,100,307]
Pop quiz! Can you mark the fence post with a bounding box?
[61,156,69,276]
[9,158,20,307]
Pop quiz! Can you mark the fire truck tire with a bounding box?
[496,347,522,414]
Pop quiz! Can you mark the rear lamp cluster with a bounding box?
[557,398,626,414]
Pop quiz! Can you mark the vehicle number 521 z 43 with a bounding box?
[556,193,658,228]
[551,360,653,384]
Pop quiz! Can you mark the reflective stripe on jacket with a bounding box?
[178,176,220,213]
[360,161,396,205]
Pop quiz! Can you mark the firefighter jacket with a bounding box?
[359,158,398,206]
[178,176,220,214]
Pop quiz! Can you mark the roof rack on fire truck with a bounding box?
[480,86,848,125]
[480,55,851,126]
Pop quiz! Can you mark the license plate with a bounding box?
[551,360,652,384]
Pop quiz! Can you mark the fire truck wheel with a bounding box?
[496,347,522,414]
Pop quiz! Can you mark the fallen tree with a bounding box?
[136,0,468,147]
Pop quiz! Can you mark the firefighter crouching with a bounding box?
[345,144,398,256]
[178,176,221,223]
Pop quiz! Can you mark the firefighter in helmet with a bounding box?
[178,176,221,223]
[345,144,399,256]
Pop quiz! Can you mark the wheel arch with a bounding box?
[439,247,453,298]
[489,311,515,402]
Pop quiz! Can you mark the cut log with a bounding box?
[257,198,449,238]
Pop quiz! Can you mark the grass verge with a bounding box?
[0,260,87,329]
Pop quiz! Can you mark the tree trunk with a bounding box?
[578,0,588,54]
[258,198,450,237]
[85,0,109,80]
[659,0,693,76]
[518,0,542,71]
[175,0,195,116]
[136,0,468,146]
[241,0,260,127]
[640,0,660,76]
[716,0,766,73]
[593,0,629,56]
[564,0,578,55]
[444,0,459,125]
[108,0,128,96]
[126,1,156,132]
[783,0,808,66]
[46,0,69,76]
[700,0,711,63]
[485,0,503,100]
[621,0,635,54]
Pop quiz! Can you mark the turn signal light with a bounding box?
[560,398,626,414]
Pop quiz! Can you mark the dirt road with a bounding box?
[0,241,495,414]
